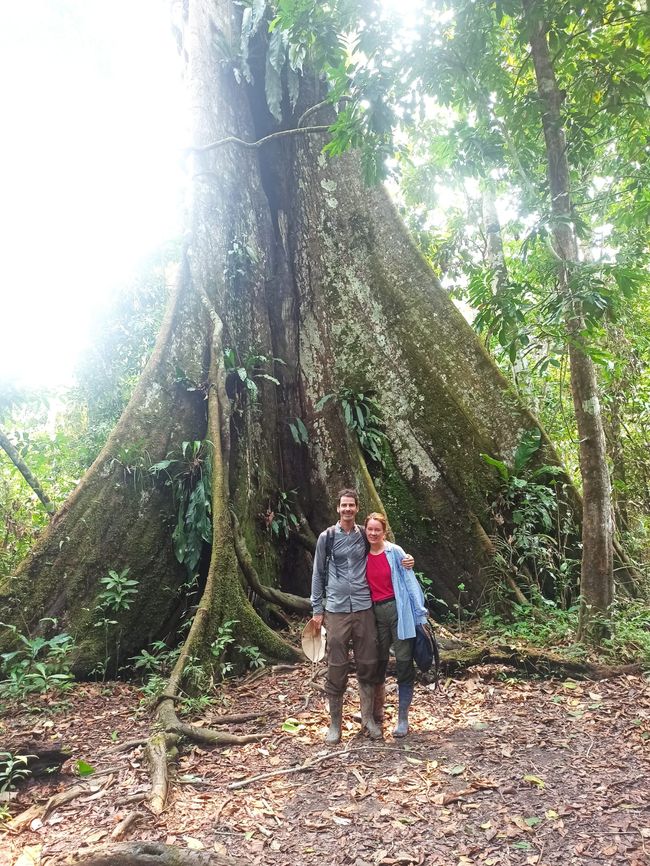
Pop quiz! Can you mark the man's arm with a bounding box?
[308,532,327,632]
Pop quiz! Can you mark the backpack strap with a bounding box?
[322,526,336,595]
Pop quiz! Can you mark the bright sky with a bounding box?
[0,1,186,388]
[0,0,429,391]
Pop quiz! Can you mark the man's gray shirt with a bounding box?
[310,522,371,614]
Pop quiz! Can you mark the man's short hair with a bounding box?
[337,487,359,506]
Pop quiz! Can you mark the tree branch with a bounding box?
[190,125,330,154]
[0,427,55,515]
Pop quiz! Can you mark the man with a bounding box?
[309,488,414,744]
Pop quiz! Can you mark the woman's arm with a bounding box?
[393,545,428,623]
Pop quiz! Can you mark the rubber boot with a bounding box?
[373,681,386,724]
[392,682,414,738]
[359,682,383,739]
[325,694,344,744]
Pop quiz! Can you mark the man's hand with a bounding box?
[402,554,415,570]
[308,614,324,635]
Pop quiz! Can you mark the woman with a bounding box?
[365,512,428,737]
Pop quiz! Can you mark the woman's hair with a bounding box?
[365,512,388,533]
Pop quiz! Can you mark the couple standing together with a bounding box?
[308,488,428,743]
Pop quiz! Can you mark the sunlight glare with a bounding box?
[0,1,186,388]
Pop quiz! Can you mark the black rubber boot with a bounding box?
[325,694,344,744]
[392,682,414,738]
[359,682,383,739]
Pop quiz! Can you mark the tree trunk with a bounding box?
[1,0,579,671]
[522,0,613,642]
[0,427,55,514]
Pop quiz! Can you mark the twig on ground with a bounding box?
[8,783,91,832]
[110,811,140,840]
[114,792,148,807]
[208,712,267,725]
[227,744,420,791]
[106,739,147,755]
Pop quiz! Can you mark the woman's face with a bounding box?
[365,518,386,545]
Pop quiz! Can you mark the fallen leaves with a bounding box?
[2,667,650,866]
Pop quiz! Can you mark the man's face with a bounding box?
[337,495,359,525]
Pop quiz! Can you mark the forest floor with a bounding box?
[2,658,650,866]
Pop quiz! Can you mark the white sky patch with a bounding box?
[0,1,186,388]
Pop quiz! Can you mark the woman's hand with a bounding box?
[401,553,415,570]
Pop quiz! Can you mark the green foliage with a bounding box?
[223,349,284,409]
[601,599,650,667]
[133,621,266,710]
[150,440,213,576]
[93,568,140,678]
[0,621,75,700]
[266,489,300,540]
[480,601,580,650]
[480,594,650,668]
[288,416,309,446]
[223,239,259,285]
[97,568,139,613]
[0,245,176,576]
[0,752,32,792]
[482,430,579,605]
[316,388,387,465]
[413,571,436,608]
[0,392,87,575]
[239,643,266,669]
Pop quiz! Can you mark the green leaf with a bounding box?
[295,417,309,443]
[315,394,334,411]
[480,453,509,481]
[265,28,286,121]
[281,718,304,734]
[75,760,95,777]
[513,428,541,473]
[255,373,280,386]
[523,774,545,788]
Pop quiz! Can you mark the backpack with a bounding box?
[322,524,370,595]
[413,621,441,688]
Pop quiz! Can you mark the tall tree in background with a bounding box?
[522,0,612,637]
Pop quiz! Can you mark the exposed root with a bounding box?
[231,512,311,612]
[143,331,283,814]
[439,642,644,680]
[145,732,174,815]
[64,841,247,866]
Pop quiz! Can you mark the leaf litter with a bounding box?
[1,665,649,866]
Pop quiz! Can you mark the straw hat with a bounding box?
[301,623,326,662]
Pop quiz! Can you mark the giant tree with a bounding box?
[1,0,572,677]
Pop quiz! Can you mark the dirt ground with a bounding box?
[2,661,649,866]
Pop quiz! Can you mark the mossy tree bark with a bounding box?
[1,0,577,671]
